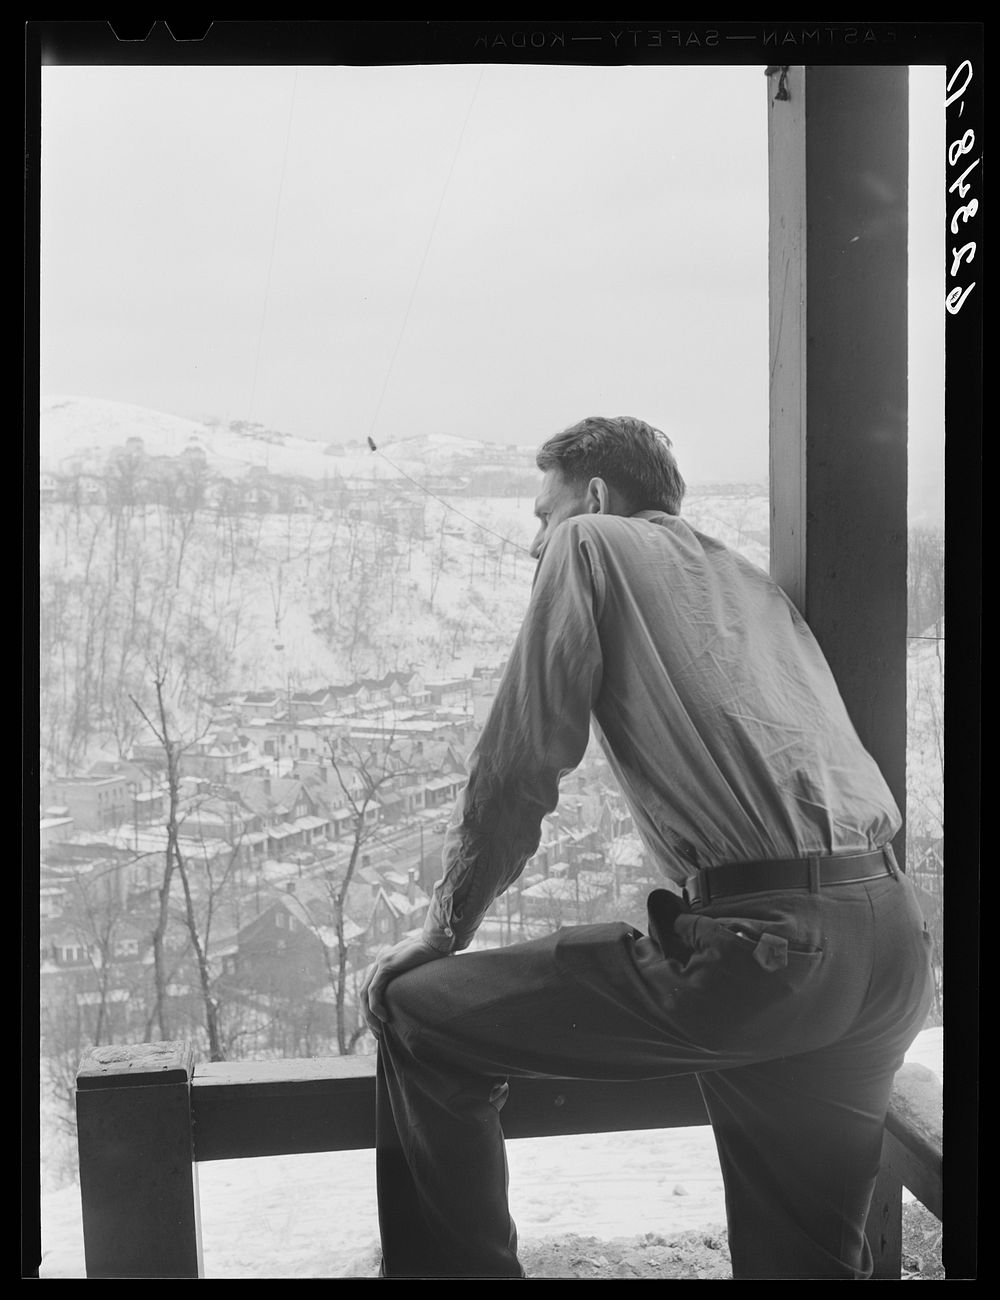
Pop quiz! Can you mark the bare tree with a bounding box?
[57,860,134,1047]
[314,733,416,1054]
[130,668,228,1057]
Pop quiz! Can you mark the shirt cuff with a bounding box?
[421,924,457,955]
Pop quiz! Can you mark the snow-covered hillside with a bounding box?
[39,396,539,484]
[37,398,771,774]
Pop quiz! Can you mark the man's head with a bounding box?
[530,416,685,558]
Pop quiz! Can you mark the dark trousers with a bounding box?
[375,872,933,1279]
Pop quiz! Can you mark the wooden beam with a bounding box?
[191,1055,710,1161]
[767,65,909,861]
[76,1042,202,1278]
[77,1042,941,1279]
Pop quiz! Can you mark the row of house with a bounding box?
[42,737,469,870]
[229,668,483,724]
[39,659,506,863]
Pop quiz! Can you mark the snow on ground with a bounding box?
[35,1027,942,1279]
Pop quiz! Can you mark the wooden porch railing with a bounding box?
[75,1043,942,1279]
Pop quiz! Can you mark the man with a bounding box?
[362,416,932,1280]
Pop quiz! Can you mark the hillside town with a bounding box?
[40,661,650,1078]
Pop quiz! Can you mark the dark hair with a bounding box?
[536,416,685,515]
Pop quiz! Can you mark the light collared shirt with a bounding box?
[422,509,900,953]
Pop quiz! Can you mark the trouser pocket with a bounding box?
[644,892,828,1051]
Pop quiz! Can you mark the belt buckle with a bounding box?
[808,856,821,893]
[684,872,709,908]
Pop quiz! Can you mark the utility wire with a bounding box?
[368,441,533,555]
[366,67,486,445]
[359,67,536,557]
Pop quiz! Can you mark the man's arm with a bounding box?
[361,519,606,1032]
[422,517,606,953]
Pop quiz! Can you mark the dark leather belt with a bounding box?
[683,847,896,908]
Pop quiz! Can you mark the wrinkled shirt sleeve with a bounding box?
[422,521,606,952]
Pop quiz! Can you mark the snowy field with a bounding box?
[36,1026,942,1279]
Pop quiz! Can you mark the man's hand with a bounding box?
[361,936,448,1037]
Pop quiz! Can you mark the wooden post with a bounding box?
[767,65,909,865]
[865,1163,904,1279]
[76,1041,202,1278]
[864,1061,943,1278]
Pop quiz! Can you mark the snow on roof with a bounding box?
[40,817,75,831]
[424,775,462,790]
[381,890,425,917]
[577,869,614,886]
[521,878,607,902]
[262,859,297,883]
[608,836,646,867]
[316,919,365,947]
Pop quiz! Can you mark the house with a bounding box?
[377,791,406,826]
[229,775,334,856]
[387,669,429,706]
[40,812,75,849]
[227,889,329,1000]
[222,881,368,1038]
[45,773,131,831]
[40,882,67,919]
[288,688,336,723]
[359,674,402,706]
[367,872,429,947]
[327,681,370,714]
[87,757,152,784]
[396,783,426,816]
[421,773,465,810]
[243,715,295,762]
[240,690,282,720]
[423,678,472,709]
[175,793,252,844]
[472,663,507,693]
[520,874,611,927]
[177,730,257,783]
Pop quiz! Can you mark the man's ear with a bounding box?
[586,477,611,514]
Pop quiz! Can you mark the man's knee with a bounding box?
[382,957,448,1030]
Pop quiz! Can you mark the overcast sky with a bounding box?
[39,63,944,500]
